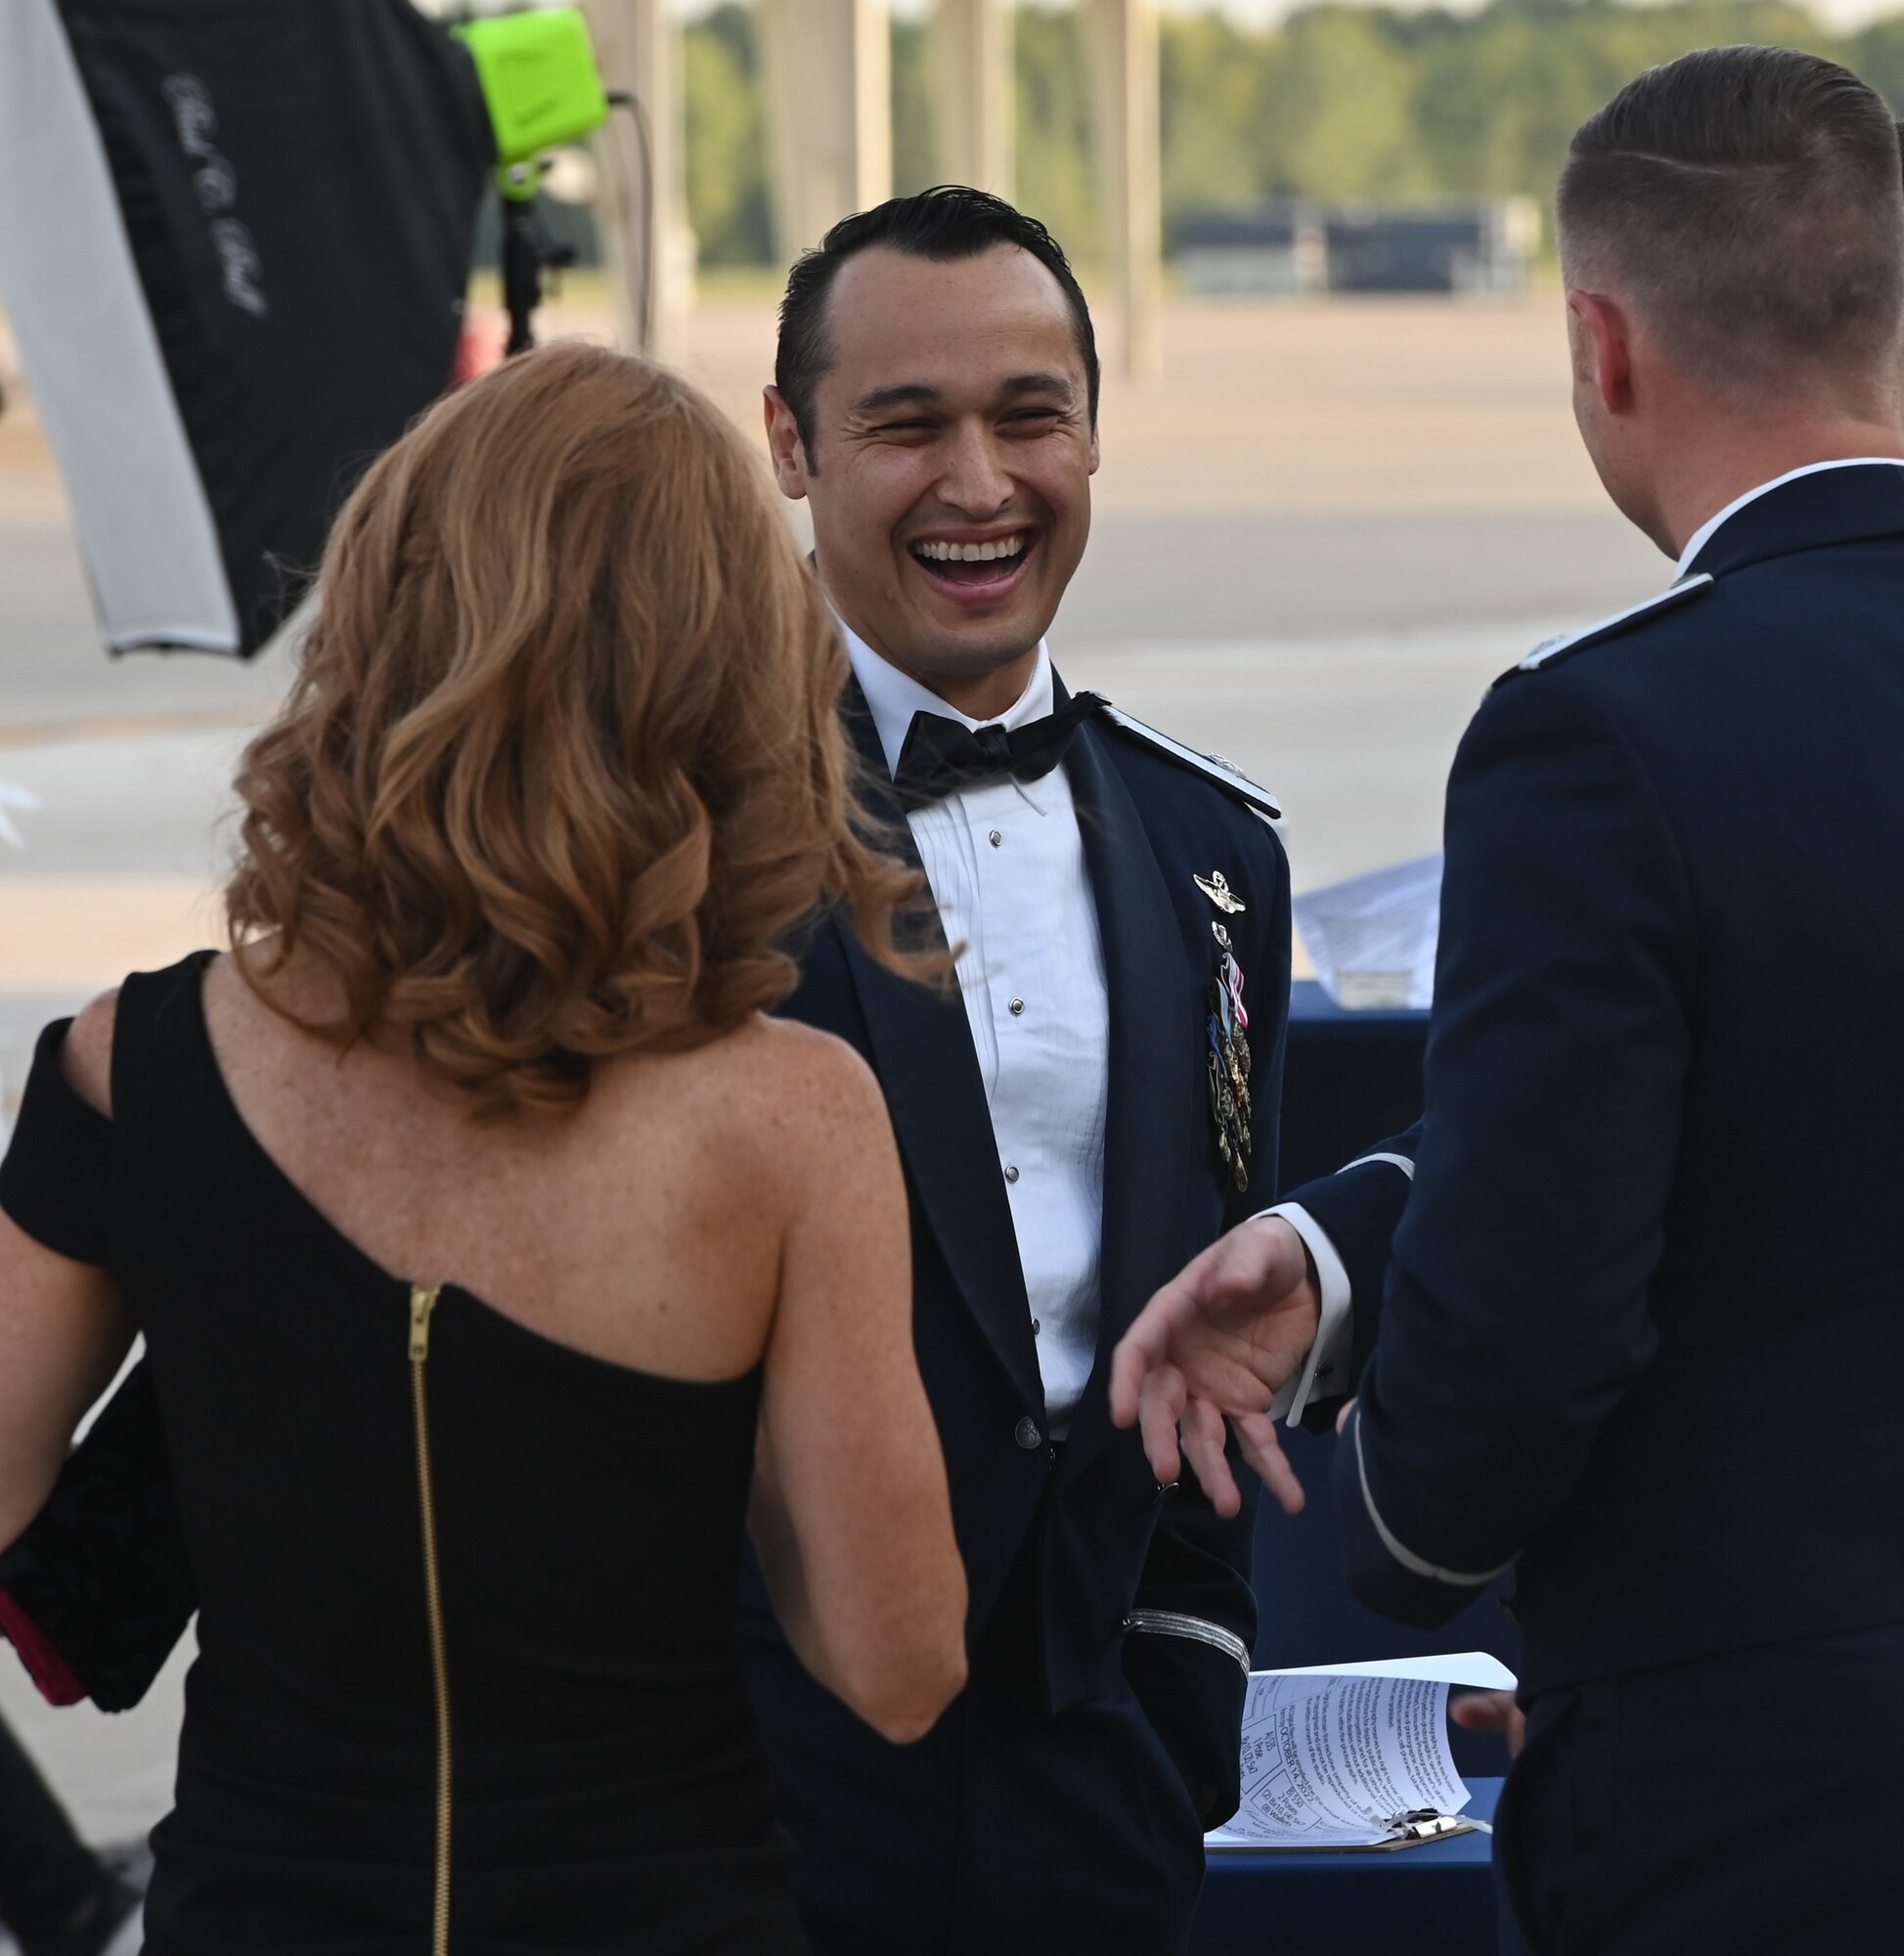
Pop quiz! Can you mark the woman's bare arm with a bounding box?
[0,994,135,1553]
[748,1031,966,1744]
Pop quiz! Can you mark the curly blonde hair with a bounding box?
[226,341,921,1116]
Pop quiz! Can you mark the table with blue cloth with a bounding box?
[1193,1780,1503,1955]
[1191,984,1510,1953]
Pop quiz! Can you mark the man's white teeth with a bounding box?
[914,535,1028,563]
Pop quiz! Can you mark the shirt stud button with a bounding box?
[1004,1163,1020,1184]
[1009,997,1025,1016]
[1032,1318,1041,1336]
[989,829,1002,847]
[1015,1416,1042,1450]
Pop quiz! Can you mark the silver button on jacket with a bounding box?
[1014,1416,1042,1450]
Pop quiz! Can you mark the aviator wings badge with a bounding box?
[1194,870,1246,914]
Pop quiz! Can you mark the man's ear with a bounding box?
[763,385,812,501]
[1567,290,1635,417]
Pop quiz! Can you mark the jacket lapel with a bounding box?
[1061,713,1196,1471]
[834,681,1044,1414]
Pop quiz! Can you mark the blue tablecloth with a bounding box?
[1191,1778,1503,1955]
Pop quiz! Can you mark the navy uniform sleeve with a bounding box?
[0,1021,113,1266]
[1336,668,1694,1624]
[1279,1120,1420,1405]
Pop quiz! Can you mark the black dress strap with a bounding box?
[0,1020,113,1267]
[108,950,221,1147]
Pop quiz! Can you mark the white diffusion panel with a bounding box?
[0,0,238,653]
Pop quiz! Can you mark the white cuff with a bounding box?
[1256,1202,1353,1426]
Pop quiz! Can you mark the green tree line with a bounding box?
[685,0,1904,266]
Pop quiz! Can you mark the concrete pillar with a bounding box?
[934,0,1012,200]
[760,0,893,261]
[1088,0,1162,381]
[584,0,696,357]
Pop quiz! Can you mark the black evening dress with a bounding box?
[0,953,810,1956]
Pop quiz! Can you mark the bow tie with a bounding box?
[891,691,1102,811]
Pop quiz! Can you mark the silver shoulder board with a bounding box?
[1091,699,1283,822]
[1499,573,1714,687]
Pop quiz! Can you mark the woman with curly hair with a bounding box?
[0,342,967,1954]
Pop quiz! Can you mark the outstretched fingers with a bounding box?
[1109,1259,1215,1429]
[1178,1394,1241,1517]
[1173,1399,1304,1520]
[1111,1230,1274,1429]
[1234,1410,1305,1516]
[1135,1363,1187,1486]
[1138,1386,1306,1522]
[1111,1216,1322,1517]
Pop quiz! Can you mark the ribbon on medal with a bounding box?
[1195,872,1254,1191]
[1206,958,1253,1192]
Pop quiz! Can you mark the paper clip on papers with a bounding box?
[1203,1653,1514,1854]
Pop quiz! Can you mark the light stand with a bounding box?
[455,7,611,355]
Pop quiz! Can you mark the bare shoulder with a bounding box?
[702,1016,895,1191]
[61,989,120,1117]
[727,1015,888,1135]
[584,1014,888,1152]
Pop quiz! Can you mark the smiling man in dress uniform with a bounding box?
[1112,46,1904,1955]
[735,189,1331,1955]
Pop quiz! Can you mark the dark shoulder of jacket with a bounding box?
[1492,573,1715,690]
[1084,696,1283,827]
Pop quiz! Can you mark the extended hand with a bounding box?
[1108,1216,1321,1520]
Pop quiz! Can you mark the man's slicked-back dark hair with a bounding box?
[775,186,1100,468]
[1558,46,1904,386]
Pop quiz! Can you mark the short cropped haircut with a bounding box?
[1558,46,1904,385]
[776,186,1100,468]
[227,343,925,1118]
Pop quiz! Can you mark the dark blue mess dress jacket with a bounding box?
[742,677,1290,1955]
[1291,464,1904,1698]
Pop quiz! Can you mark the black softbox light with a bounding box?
[0,0,493,657]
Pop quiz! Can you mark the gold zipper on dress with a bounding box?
[409,1284,452,1956]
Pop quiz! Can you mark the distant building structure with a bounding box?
[1325,199,1540,293]
[1173,203,1326,296]
[1175,197,1540,296]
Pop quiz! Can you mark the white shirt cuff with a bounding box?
[1256,1202,1354,1426]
